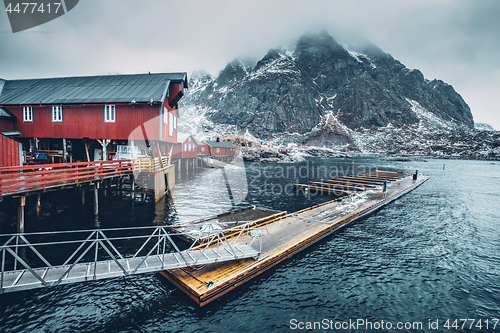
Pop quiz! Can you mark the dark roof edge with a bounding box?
[0,107,16,118]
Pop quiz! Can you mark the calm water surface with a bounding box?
[0,157,499,332]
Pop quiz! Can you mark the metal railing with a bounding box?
[0,222,264,294]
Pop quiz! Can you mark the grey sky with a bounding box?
[1,0,499,129]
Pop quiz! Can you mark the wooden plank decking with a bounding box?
[160,171,428,306]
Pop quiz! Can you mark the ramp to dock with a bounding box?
[0,223,263,294]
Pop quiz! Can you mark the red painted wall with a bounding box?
[198,142,209,155]
[0,118,15,132]
[0,134,20,167]
[7,103,166,141]
[171,143,182,159]
[208,146,236,156]
[181,136,198,159]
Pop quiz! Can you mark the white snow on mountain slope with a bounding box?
[247,53,299,82]
[406,98,452,131]
[346,50,377,69]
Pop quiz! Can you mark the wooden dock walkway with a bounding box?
[160,170,428,306]
[292,170,406,195]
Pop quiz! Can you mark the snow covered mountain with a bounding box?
[179,31,499,159]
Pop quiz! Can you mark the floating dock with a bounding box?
[168,205,284,243]
[160,170,428,306]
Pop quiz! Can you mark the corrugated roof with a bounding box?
[0,72,188,105]
[0,107,15,118]
[205,140,235,149]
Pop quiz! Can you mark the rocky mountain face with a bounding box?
[180,31,499,159]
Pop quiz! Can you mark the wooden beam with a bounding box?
[321,179,376,188]
[84,141,90,162]
[340,176,385,185]
[292,184,354,195]
[308,181,364,192]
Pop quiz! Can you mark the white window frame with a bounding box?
[188,144,191,152]
[201,147,205,151]
[164,107,168,124]
[216,148,220,153]
[104,105,116,123]
[184,144,187,151]
[173,115,177,129]
[169,112,173,136]
[23,106,33,122]
[52,106,63,123]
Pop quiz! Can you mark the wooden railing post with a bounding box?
[42,166,46,189]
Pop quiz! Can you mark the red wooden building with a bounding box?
[0,107,21,167]
[0,73,188,162]
[180,134,202,159]
[0,133,21,167]
[203,140,236,157]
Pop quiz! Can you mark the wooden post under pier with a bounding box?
[36,193,41,219]
[81,187,86,205]
[94,182,99,216]
[17,196,25,233]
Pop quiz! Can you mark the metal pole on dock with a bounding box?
[17,196,25,233]
[94,183,99,215]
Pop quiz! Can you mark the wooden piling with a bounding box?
[36,193,41,219]
[94,183,99,215]
[62,138,67,162]
[81,187,86,205]
[17,196,25,233]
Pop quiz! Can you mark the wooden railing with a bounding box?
[134,157,170,173]
[0,160,134,196]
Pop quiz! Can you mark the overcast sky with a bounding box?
[1,0,499,129]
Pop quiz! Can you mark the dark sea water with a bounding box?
[1,157,499,332]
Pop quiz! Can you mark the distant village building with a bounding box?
[202,140,236,157]
[180,134,202,159]
[0,73,188,166]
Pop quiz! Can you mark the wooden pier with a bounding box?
[160,170,428,306]
[0,157,174,232]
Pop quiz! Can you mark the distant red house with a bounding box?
[0,73,188,162]
[198,141,210,156]
[203,140,236,157]
[180,134,202,159]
